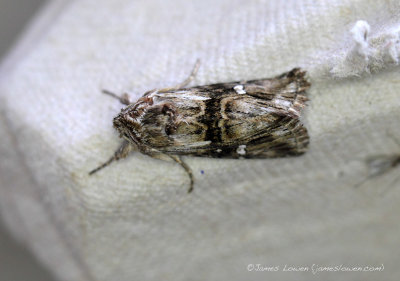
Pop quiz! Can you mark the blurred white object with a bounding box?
[331,20,400,77]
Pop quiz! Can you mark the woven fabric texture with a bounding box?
[0,0,400,280]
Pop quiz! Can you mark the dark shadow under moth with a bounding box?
[89,60,311,192]
[355,153,400,191]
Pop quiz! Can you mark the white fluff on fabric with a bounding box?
[331,20,400,77]
[1,1,400,281]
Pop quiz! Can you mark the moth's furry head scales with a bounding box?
[113,95,155,146]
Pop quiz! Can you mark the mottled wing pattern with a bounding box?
[137,68,310,158]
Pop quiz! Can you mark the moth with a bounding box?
[89,60,311,192]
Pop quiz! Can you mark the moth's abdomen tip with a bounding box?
[287,67,307,80]
[287,68,311,93]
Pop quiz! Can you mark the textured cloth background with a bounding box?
[1,0,400,281]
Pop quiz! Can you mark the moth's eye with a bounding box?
[165,123,177,136]
[161,104,174,116]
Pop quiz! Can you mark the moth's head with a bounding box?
[112,95,153,145]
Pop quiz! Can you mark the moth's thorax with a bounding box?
[112,91,186,147]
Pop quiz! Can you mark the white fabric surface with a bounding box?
[1,0,400,280]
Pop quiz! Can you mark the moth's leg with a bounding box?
[102,89,131,105]
[143,148,194,193]
[169,155,194,193]
[158,59,201,92]
[174,59,201,90]
[89,140,133,175]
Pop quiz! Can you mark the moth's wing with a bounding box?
[240,68,310,118]
[194,68,310,119]
[219,111,309,158]
[240,116,309,158]
[136,76,310,158]
[244,68,310,98]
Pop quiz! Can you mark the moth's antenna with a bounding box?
[102,89,131,105]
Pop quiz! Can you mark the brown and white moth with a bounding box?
[89,60,311,192]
